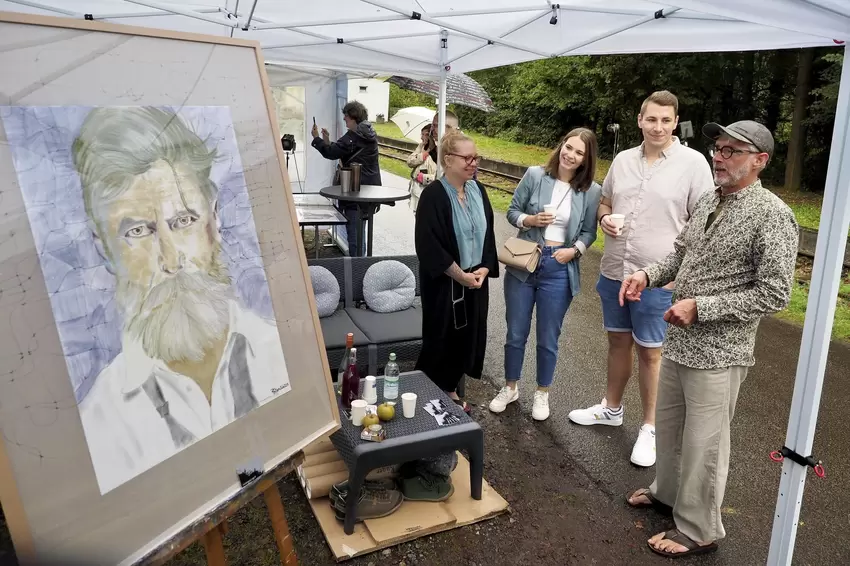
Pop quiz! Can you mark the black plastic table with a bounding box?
[330,371,484,535]
[318,185,410,256]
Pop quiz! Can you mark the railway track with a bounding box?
[379,141,520,195]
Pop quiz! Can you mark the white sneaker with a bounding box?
[489,386,519,413]
[567,402,624,426]
[630,424,656,467]
[532,390,550,421]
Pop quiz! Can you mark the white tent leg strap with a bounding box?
[767,45,850,566]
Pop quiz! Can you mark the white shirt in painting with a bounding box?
[78,300,291,494]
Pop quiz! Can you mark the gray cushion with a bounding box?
[362,260,416,313]
[319,310,370,349]
[345,306,421,344]
[309,265,340,318]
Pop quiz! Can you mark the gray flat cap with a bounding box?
[703,120,774,157]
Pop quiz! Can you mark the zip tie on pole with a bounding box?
[770,447,826,478]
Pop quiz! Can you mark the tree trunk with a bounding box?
[785,48,815,191]
[764,51,791,134]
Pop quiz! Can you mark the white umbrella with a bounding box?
[390,106,435,143]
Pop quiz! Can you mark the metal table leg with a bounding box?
[314,225,320,259]
[366,205,376,256]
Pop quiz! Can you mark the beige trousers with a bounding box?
[649,357,748,543]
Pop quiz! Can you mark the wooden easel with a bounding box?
[136,451,305,566]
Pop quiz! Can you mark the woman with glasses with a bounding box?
[488,128,602,421]
[414,130,498,412]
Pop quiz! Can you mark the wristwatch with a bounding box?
[572,246,582,259]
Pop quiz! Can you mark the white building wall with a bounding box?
[347,78,390,122]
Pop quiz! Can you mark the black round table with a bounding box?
[319,185,410,256]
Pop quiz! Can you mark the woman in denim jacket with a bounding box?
[488,128,602,421]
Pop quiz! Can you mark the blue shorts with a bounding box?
[596,275,673,348]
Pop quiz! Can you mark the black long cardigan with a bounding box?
[413,179,499,392]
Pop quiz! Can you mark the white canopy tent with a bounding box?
[2,1,850,563]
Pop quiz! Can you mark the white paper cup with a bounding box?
[401,392,417,418]
[543,204,557,216]
[363,375,378,404]
[608,213,625,229]
[351,399,367,426]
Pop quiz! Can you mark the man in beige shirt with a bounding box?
[568,91,714,467]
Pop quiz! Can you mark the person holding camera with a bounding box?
[311,101,381,256]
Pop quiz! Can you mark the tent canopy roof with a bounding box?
[2,0,850,78]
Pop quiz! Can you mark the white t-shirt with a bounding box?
[544,180,573,243]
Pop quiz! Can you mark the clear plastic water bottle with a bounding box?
[383,353,400,400]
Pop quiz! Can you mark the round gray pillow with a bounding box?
[309,265,340,318]
[363,260,416,313]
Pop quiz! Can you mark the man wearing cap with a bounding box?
[620,120,798,558]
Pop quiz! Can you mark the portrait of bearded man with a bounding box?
[65,106,291,494]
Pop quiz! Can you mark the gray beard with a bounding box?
[117,265,233,364]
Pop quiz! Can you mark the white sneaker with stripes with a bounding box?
[568,401,624,426]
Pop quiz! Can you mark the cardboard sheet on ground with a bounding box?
[308,453,509,561]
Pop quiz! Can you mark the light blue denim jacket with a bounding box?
[505,166,602,295]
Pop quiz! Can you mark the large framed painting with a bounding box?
[0,12,339,565]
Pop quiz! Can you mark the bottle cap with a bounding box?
[389,353,396,360]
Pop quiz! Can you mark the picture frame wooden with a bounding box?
[0,11,340,565]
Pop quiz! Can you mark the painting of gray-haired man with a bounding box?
[65,106,291,494]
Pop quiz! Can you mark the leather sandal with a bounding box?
[647,529,718,558]
[627,488,672,515]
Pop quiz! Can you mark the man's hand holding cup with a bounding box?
[601,213,625,237]
[619,270,648,306]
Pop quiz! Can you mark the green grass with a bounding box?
[775,281,850,342]
[374,121,613,184]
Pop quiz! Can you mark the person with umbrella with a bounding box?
[311,101,381,256]
[406,124,436,213]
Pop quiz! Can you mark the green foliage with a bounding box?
[452,49,842,192]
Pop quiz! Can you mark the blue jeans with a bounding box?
[504,247,574,387]
[341,202,366,256]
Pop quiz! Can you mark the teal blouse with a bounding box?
[441,177,487,270]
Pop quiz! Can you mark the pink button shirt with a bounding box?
[600,137,714,281]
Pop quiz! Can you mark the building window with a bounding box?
[359,86,368,92]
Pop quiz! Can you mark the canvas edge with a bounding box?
[251,42,342,426]
[0,11,341,563]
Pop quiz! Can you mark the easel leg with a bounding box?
[264,484,299,566]
[202,524,227,566]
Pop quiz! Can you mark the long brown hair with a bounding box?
[543,128,598,192]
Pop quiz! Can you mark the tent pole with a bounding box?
[767,45,850,565]
[436,29,448,179]
[123,0,237,27]
[3,0,79,16]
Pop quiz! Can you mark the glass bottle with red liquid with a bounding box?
[341,347,360,409]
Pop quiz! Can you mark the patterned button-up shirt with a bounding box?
[643,179,799,369]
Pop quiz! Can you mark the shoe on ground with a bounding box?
[400,472,455,502]
[567,401,624,426]
[630,423,656,467]
[532,390,550,421]
[332,485,403,521]
[329,478,397,505]
[489,386,519,413]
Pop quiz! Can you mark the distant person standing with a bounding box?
[568,91,715,467]
[407,124,436,213]
[311,101,381,256]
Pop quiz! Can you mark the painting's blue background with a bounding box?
[0,106,276,403]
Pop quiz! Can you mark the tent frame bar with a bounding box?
[251,14,409,31]
[359,0,553,59]
[447,8,551,65]
[263,31,439,50]
[557,7,682,56]
[88,8,221,20]
[123,0,237,27]
[767,44,850,566]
